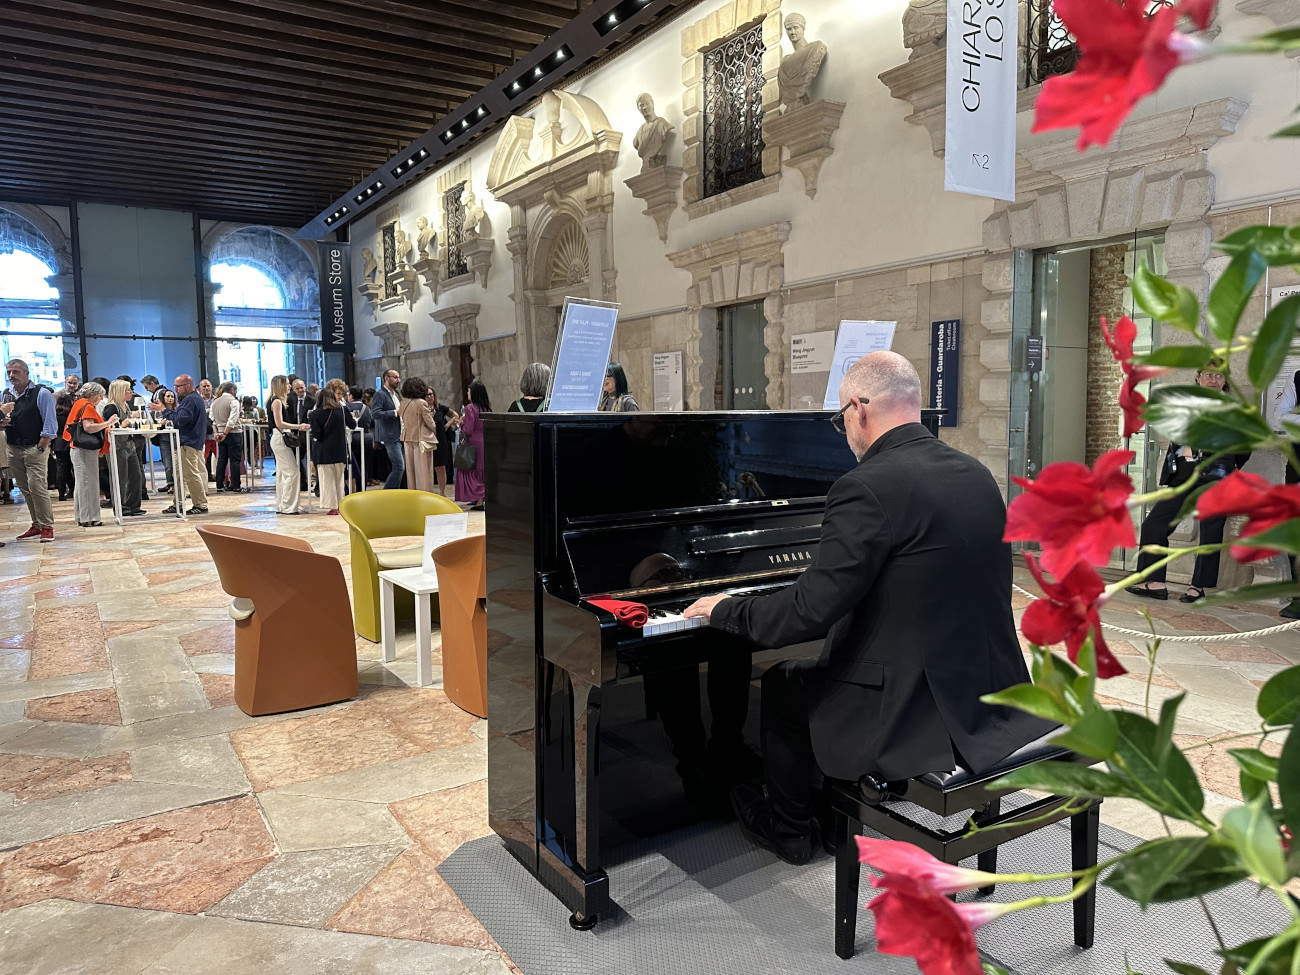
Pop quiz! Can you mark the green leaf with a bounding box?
[1216,226,1300,267]
[982,965,1011,975]
[1239,520,1300,557]
[1102,837,1247,908]
[1145,385,1274,453]
[1220,937,1295,975]
[1194,580,1300,607]
[1221,796,1288,886]
[1250,294,1300,391]
[1229,748,1280,782]
[992,760,1140,800]
[1258,666,1300,724]
[1133,345,1215,369]
[981,683,1073,725]
[1255,27,1300,46]
[1272,121,1300,139]
[1276,726,1300,840]
[1154,693,1184,767]
[1209,250,1268,342]
[1113,710,1205,821]
[1164,962,1212,975]
[1241,770,1269,802]
[1051,704,1118,761]
[1133,262,1201,332]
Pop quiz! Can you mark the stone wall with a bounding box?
[1084,244,1129,465]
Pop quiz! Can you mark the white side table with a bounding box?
[377,566,438,687]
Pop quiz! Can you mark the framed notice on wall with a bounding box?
[822,321,897,409]
[929,319,961,427]
[545,297,621,412]
[652,351,684,411]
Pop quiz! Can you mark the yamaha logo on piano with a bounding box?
[769,551,813,564]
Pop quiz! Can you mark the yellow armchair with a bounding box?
[339,490,462,642]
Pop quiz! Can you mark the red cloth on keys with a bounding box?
[586,599,649,629]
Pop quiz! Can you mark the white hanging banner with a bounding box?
[944,0,1016,202]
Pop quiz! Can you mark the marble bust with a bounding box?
[393,226,411,267]
[360,248,379,284]
[778,13,828,111]
[415,216,436,259]
[632,93,674,172]
[461,187,486,239]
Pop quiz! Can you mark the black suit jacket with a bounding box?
[711,422,1051,782]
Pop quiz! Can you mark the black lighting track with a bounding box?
[300,0,693,240]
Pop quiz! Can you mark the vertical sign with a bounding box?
[319,241,353,355]
[944,0,1016,201]
[653,351,684,411]
[546,298,621,412]
[929,319,961,427]
[823,321,897,409]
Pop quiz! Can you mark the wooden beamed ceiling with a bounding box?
[0,0,583,228]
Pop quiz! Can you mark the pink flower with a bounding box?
[1031,0,1202,149]
[1005,451,1137,577]
[868,873,1015,975]
[1101,316,1166,438]
[1196,471,1300,562]
[1021,555,1127,679]
[856,838,1000,894]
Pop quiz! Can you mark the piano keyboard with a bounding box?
[640,585,784,637]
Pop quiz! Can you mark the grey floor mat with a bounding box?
[439,815,1289,975]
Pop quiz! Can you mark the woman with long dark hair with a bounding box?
[598,361,639,412]
[453,380,490,509]
[308,379,356,515]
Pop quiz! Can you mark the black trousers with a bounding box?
[643,651,752,779]
[1136,493,1225,588]
[52,448,74,499]
[216,434,244,491]
[759,660,824,840]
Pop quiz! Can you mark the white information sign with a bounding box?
[421,512,469,574]
[546,298,621,412]
[944,0,1016,201]
[1267,287,1300,429]
[822,321,897,409]
[652,351,684,411]
[790,330,835,374]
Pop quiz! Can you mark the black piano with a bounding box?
[484,410,936,929]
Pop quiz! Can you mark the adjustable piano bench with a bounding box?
[828,731,1100,960]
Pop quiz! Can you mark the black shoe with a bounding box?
[100,499,113,509]
[1282,598,1300,620]
[1180,587,1205,603]
[186,506,208,515]
[161,485,173,494]
[1125,584,1168,600]
[160,505,178,514]
[730,783,817,866]
[124,509,147,517]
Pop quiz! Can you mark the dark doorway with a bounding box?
[450,344,475,408]
[718,301,768,410]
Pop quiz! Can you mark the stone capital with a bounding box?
[624,166,684,242]
[765,100,846,198]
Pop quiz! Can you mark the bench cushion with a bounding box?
[917,728,1069,791]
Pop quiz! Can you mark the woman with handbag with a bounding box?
[398,377,438,493]
[1127,369,1250,602]
[65,382,114,527]
[267,375,310,515]
[453,379,490,510]
[103,380,146,517]
[426,388,458,497]
[309,381,356,515]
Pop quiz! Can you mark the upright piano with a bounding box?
[484,411,918,928]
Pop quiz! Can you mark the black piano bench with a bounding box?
[828,732,1101,961]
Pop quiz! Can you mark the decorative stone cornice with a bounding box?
[765,100,845,198]
[461,237,495,288]
[878,48,946,156]
[624,166,684,242]
[370,321,409,358]
[667,222,789,310]
[430,302,481,348]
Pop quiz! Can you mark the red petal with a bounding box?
[1196,471,1274,520]
[1022,598,1077,647]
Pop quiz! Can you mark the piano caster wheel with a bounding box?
[569,912,598,931]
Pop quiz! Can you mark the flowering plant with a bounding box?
[856,3,1300,975]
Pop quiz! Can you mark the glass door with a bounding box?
[720,301,768,410]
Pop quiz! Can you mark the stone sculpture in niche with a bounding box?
[393,226,412,268]
[360,247,380,284]
[633,93,675,172]
[461,187,486,239]
[778,13,828,112]
[415,216,436,259]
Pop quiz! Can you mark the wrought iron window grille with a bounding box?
[444,182,470,279]
[1022,0,1175,89]
[702,20,767,200]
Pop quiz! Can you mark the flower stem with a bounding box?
[1103,544,1227,598]
[1180,726,1292,751]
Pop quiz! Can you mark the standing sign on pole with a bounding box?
[652,351,684,411]
[929,319,961,427]
[545,297,621,412]
[944,0,1016,201]
[822,321,897,409]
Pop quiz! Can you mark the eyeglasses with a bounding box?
[829,397,868,434]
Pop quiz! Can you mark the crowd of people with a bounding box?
[0,355,643,542]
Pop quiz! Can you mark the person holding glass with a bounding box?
[65,382,113,527]
[103,379,146,517]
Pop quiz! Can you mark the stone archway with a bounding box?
[521,207,592,364]
[0,203,76,326]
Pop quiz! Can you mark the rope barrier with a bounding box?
[1011,583,1300,643]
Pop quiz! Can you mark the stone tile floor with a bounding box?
[0,469,1297,972]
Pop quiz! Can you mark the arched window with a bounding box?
[210,262,286,310]
[0,209,65,387]
[0,249,58,301]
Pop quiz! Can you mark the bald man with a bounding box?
[685,351,1050,864]
[160,374,209,515]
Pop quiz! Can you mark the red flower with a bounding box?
[856,838,1000,894]
[1196,471,1300,562]
[1031,0,1194,149]
[1005,450,1136,577]
[1021,554,1126,678]
[1101,315,1166,437]
[868,873,1015,975]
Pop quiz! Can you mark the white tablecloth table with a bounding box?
[107,426,185,526]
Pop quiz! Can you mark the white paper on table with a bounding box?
[421,512,469,574]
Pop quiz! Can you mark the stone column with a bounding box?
[507,206,530,366]
[1084,244,1129,466]
[977,219,1016,493]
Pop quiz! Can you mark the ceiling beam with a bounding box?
[0,184,312,226]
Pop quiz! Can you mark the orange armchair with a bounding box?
[196,524,358,716]
[431,534,487,718]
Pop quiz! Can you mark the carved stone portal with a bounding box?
[766,100,845,198]
[625,166,684,242]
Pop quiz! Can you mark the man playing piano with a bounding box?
[684,351,1050,865]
